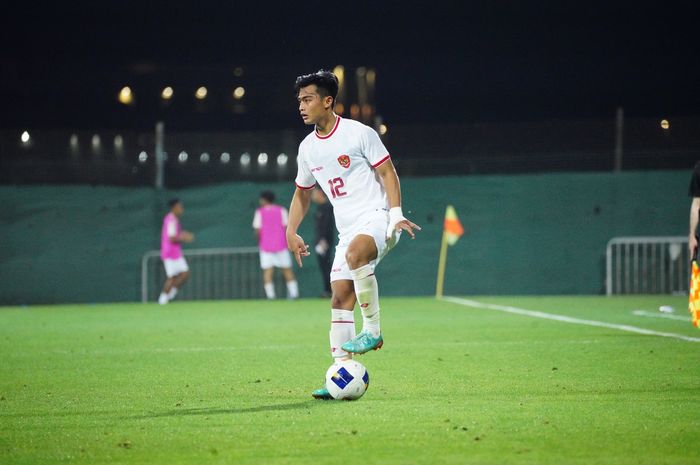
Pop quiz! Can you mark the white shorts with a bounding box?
[330,209,400,282]
[260,250,293,269]
[163,257,189,278]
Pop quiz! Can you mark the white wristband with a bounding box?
[389,207,405,225]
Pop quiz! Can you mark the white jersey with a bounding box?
[295,116,391,238]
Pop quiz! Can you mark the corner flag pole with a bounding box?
[435,229,449,298]
[435,205,464,299]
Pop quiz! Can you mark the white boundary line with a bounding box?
[632,310,692,322]
[442,297,700,343]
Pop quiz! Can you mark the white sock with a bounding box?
[350,264,380,337]
[158,292,169,305]
[264,282,275,299]
[167,287,178,300]
[287,280,299,299]
[330,308,355,359]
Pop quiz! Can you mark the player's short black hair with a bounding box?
[260,190,275,203]
[168,197,181,208]
[294,70,339,105]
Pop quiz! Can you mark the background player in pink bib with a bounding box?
[253,190,299,299]
[286,70,420,399]
[159,198,195,305]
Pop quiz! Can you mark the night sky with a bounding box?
[2,1,698,131]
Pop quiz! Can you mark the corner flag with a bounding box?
[689,259,700,328]
[436,205,464,298]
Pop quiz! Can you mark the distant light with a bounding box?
[69,134,79,148]
[118,86,133,105]
[233,86,245,100]
[200,152,210,163]
[20,131,30,144]
[178,151,188,163]
[114,135,124,149]
[258,152,268,166]
[336,103,345,115]
[366,68,376,86]
[378,124,388,135]
[660,119,670,130]
[233,67,244,77]
[195,86,208,100]
[220,152,231,163]
[277,153,288,166]
[138,151,148,163]
[91,134,101,148]
[161,86,174,100]
[240,152,251,166]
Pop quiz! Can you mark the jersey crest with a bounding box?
[337,154,350,168]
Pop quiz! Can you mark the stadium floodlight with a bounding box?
[91,134,101,149]
[257,152,268,166]
[379,124,388,135]
[240,152,251,166]
[233,86,245,100]
[69,134,78,148]
[20,131,30,144]
[161,86,174,100]
[277,153,288,166]
[660,119,670,130]
[118,86,133,105]
[138,151,148,163]
[178,151,188,163]
[195,86,208,100]
[114,135,124,149]
[220,152,231,164]
[200,153,210,163]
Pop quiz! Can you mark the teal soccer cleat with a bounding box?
[312,386,334,400]
[341,330,384,354]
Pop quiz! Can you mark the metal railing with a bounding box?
[141,247,287,302]
[605,236,690,295]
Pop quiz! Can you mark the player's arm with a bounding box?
[168,222,194,243]
[689,197,700,257]
[375,159,421,239]
[286,187,313,266]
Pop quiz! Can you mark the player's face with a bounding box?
[297,85,329,126]
[173,203,184,216]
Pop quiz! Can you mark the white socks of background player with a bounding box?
[286,280,299,299]
[350,264,381,337]
[330,308,355,359]
[264,280,299,299]
[158,287,178,305]
[264,283,275,299]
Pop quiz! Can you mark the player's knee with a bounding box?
[180,271,190,281]
[345,248,368,270]
[330,293,353,310]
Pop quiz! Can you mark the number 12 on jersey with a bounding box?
[327,177,347,199]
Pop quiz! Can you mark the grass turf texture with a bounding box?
[1,296,699,465]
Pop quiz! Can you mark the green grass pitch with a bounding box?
[1,295,699,465]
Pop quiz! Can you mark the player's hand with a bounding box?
[287,233,310,267]
[390,218,421,240]
[180,231,195,243]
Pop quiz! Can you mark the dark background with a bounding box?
[2,1,698,132]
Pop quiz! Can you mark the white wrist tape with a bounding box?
[387,207,406,238]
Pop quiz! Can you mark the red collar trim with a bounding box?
[315,116,341,139]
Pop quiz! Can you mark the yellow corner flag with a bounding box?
[436,205,464,298]
[689,259,700,328]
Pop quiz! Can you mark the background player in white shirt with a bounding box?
[286,70,420,399]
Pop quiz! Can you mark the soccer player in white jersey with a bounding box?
[286,70,420,399]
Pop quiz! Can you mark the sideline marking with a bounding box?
[442,297,700,343]
[632,309,691,322]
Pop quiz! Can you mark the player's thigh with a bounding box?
[331,279,356,310]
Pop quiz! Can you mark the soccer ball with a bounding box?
[325,359,369,400]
